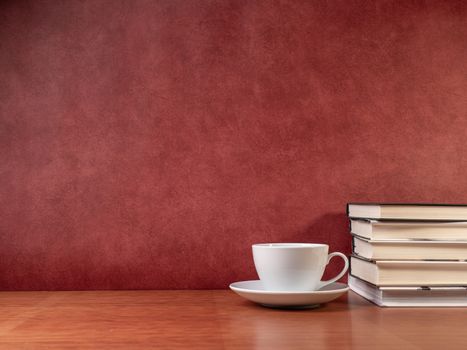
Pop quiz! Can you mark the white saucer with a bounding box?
[229,280,349,309]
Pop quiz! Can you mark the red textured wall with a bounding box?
[1,0,466,290]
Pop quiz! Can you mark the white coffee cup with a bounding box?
[252,243,349,291]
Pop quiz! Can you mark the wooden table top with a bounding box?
[0,290,466,349]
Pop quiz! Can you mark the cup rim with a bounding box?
[252,243,328,249]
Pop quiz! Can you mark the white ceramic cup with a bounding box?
[252,243,349,291]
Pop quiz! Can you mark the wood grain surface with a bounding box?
[0,290,466,349]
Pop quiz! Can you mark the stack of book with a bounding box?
[347,203,467,307]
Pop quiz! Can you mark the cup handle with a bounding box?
[318,252,349,289]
